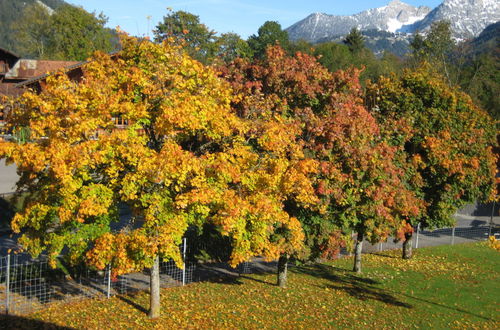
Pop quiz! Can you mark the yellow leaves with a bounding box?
[76,184,113,221]
[487,236,500,252]
[0,139,14,158]
[2,34,316,278]
[11,204,51,233]
[256,116,302,156]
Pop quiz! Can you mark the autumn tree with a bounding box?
[366,66,498,259]
[220,46,420,276]
[0,35,311,317]
[408,21,455,83]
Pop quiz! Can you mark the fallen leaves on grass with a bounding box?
[15,243,499,329]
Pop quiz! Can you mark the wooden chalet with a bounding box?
[1,48,128,136]
[0,47,81,134]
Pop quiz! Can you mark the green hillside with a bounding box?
[0,0,67,52]
[469,21,499,56]
[458,21,500,119]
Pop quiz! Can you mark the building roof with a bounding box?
[0,47,19,60]
[15,60,87,87]
[6,59,80,80]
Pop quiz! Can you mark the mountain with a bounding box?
[0,0,67,51]
[458,21,500,120]
[467,21,500,55]
[410,0,500,39]
[286,1,431,44]
[314,29,413,57]
[286,0,500,52]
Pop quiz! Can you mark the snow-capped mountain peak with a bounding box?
[286,0,500,43]
[410,0,500,38]
[286,1,431,43]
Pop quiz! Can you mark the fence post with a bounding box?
[489,200,496,237]
[415,223,420,249]
[5,254,10,314]
[451,227,456,245]
[182,238,187,286]
[106,265,111,299]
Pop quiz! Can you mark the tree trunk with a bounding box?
[353,231,363,273]
[402,232,413,259]
[277,253,288,288]
[148,255,160,319]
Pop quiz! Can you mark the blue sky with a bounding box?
[67,0,442,38]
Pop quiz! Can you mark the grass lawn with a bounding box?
[2,242,499,329]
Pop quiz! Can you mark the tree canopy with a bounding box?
[0,34,314,316]
[13,3,114,60]
[219,46,420,273]
[366,66,498,257]
[343,28,365,54]
[247,21,290,58]
[154,10,217,64]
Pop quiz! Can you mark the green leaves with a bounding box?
[367,67,498,230]
[12,3,114,60]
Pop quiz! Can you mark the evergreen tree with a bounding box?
[343,28,365,54]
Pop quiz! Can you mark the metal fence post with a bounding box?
[6,254,10,314]
[415,223,420,249]
[451,227,456,245]
[106,265,111,299]
[182,238,187,286]
[489,200,496,237]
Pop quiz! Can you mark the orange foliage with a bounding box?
[0,35,312,274]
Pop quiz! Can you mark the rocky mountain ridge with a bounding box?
[287,0,430,43]
[286,0,500,44]
[410,0,500,39]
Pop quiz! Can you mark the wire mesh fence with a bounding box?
[0,224,498,315]
[0,255,52,315]
[0,239,194,315]
[361,225,497,254]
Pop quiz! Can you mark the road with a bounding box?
[0,158,17,194]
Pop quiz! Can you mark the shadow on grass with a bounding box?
[0,314,75,329]
[116,293,148,314]
[399,292,496,322]
[292,264,412,308]
[206,276,244,285]
[238,274,274,286]
[371,252,401,259]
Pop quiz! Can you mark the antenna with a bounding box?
[147,15,152,39]
[136,21,141,37]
